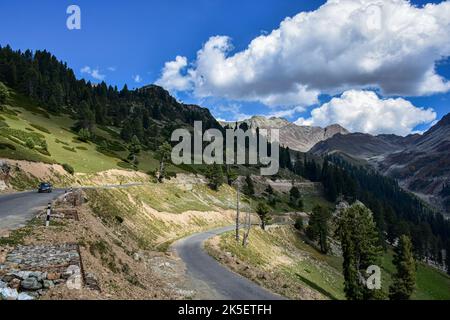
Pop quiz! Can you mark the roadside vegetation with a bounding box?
[207,223,450,300]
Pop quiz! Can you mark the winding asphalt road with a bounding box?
[0,189,66,231]
[172,226,286,300]
[0,183,145,232]
[1,186,285,300]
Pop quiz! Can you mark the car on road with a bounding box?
[38,182,53,193]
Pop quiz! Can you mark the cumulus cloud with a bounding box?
[80,66,106,81]
[155,56,192,91]
[212,104,252,122]
[295,90,437,136]
[156,0,450,107]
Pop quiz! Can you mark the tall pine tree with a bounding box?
[336,202,383,300]
[389,235,416,300]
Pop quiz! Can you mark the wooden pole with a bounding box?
[236,179,240,242]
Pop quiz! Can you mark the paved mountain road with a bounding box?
[1,186,285,300]
[0,183,145,232]
[172,226,286,300]
[0,189,66,231]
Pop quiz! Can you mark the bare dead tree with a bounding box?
[242,210,251,247]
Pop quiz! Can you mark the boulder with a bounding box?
[17,292,35,300]
[0,280,6,289]
[47,272,61,280]
[0,287,18,300]
[43,280,55,289]
[29,271,46,281]
[9,278,21,290]
[21,277,43,290]
[85,273,100,291]
[63,265,81,279]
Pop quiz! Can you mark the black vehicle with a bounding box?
[38,182,53,193]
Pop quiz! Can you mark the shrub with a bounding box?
[114,216,124,224]
[25,137,35,149]
[0,128,45,145]
[117,161,134,170]
[29,123,51,134]
[55,138,69,146]
[62,163,75,175]
[37,149,51,156]
[78,128,91,142]
[39,139,48,151]
[63,146,76,153]
[294,217,304,231]
[0,142,16,150]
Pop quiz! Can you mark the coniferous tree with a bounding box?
[335,202,382,300]
[290,186,303,209]
[265,184,276,206]
[156,142,172,183]
[77,100,95,131]
[77,128,91,142]
[306,205,331,253]
[256,202,270,230]
[294,216,304,231]
[127,135,142,170]
[205,163,224,191]
[243,175,255,196]
[293,153,304,176]
[389,235,416,300]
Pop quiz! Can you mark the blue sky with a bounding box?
[1,0,449,135]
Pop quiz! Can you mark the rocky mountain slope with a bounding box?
[310,133,418,161]
[309,114,450,214]
[221,116,348,152]
[379,114,450,213]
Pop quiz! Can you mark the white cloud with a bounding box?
[213,104,252,122]
[156,0,450,107]
[295,90,437,136]
[80,66,106,81]
[155,55,192,91]
[133,74,142,83]
[107,66,117,72]
[265,106,306,119]
[80,66,91,73]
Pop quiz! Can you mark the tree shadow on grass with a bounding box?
[295,273,339,300]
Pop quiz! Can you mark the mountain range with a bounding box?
[227,114,449,215]
[220,116,349,152]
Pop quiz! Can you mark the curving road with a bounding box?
[0,183,146,232]
[1,186,285,300]
[172,226,286,300]
[0,189,66,231]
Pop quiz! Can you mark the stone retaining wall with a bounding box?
[0,244,84,300]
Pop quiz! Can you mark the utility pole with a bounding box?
[235,179,240,242]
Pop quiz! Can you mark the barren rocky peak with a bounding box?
[221,116,349,152]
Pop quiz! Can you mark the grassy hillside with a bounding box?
[207,226,450,300]
[85,183,254,250]
[0,90,183,174]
